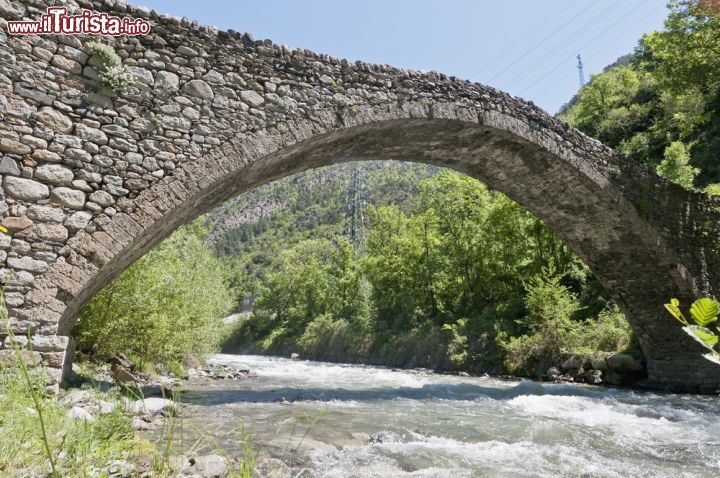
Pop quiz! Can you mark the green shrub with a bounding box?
[298,314,351,359]
[497,272,633,376]
[74,225,232,370]
[98,65,133,92]
[573,304,633,354]
[442,319,468,365]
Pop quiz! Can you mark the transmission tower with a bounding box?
[576,54,585,89]
[344,162,368,258]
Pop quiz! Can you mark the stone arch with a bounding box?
[28,101,716,392]
[2,1,720,392]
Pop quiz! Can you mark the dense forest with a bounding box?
[222,170,630,375]
[75,0,720,378]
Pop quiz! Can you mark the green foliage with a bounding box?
[86,42,122,67]
[75,224,232,369]
[98,65,133,92]
[641,1,720,93]
[226,171,632,375]
[498,274,633,375]
[705,183,720,196]
[690,297,720,326]
[442,319,469,365]
[0,368,153,475]
[212,161,438,306]
[562,1,720,187]
[656,141,698,188]
[665,297,720,364]
[497,270,582,375]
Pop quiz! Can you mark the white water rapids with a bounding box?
[172,354,720,477]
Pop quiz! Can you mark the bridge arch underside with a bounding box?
[31,107,717,393]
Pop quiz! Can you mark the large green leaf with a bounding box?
[689,298,720,326]
[683,325,719,350]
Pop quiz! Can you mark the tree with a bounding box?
[74,224,232,368]
[656,141,698,188]
[641,1,720,94]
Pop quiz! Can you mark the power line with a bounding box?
[527,1,665,106]
[581,3,667,63]
[501,0,627,91]
[472,0,577,79]
[517,0,655,100]
[485,2,600,84]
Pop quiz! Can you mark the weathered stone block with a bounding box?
[50,187,85,210]
[155,71,179,90]
[0,157,20,176]
[4,176,50,201]
[50,54,82,74]
[74,124,108,145]
[182,79,214,99]
[35,164,74,185]
[64,211,92,230]
[36,107,74,134]
[240,90,265,107]
[34,223,69,243]
[7,256,48,273]
[88,190,115,207]
[28,205,65,223]
[0,138,31,155]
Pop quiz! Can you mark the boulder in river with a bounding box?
[561,355,584,372]
[255,457,288,478]
[507,380,546,397]
[290,353,300,360]
[582,370,603,385]
[546,367,561,381]
[589,352,609,371]
[606,354,643,372]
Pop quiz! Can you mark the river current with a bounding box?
[174,354,720,477]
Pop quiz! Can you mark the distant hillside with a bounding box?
[206,160,439,302]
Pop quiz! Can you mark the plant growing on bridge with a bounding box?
[665,297,720,364]
[86,41,132,93]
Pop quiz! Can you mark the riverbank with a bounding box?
[223,341,647,389]
[0,357,258,477]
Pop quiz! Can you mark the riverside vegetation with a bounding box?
[2,290,258,476]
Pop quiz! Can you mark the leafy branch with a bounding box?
[665,297,720,364]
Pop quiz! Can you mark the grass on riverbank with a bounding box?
[0,289,256,477]
[0,349,156,476]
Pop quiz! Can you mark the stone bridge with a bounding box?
[2,0,720,393]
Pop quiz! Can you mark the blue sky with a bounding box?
[139,0,669,114]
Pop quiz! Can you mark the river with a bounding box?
[172,354,720,477]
